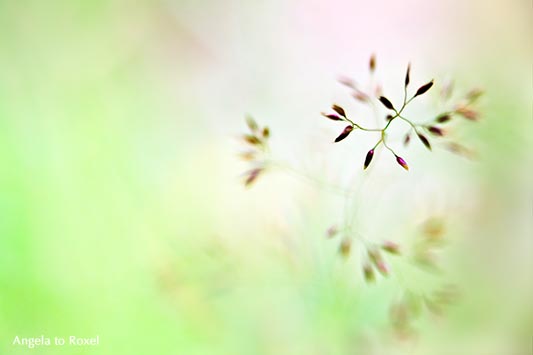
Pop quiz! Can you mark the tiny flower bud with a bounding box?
[455,106,479,121]
[369,53,376,72]
[334,125,354,143]
[332,104,346,118]
[262,126,270,138]
[404,63,411,87]
[363,149,374,170]
[422,218,445,240]
[374,84,383,97]
[363,263,375,283]
[326,225,338,238]
[376,260,390,276]
[337,76,355,89]
[417,133,432,150]
[465,88,483,103]
[385,114,393,121]
[368,249,388,275]
[427,126,444,136]
[245,115,258,132]
[353,91,370,102]
[436,114,451,123]
[239,151,256,161]
[403,133,411,146]
[379,96,395,110]
[321,112,343,121]
[440,80,454,100]
[395,155,409,171]
[243,134,261,146]
[445,142,476,159]
[382,241,401,254]
[339,238,352,257]
[414,80,434,97]
[244,168,263,187]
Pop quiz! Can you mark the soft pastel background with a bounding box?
[0,0,531,354]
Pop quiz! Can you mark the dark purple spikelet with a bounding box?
[405,63,411,87]
[332,104,346,118]
[363,149,375,170]
[417,133,432,150]
[322,112,343,121]
[334,125,354,143]
[427,126,444,136]
[414,80,434,97]
[395,155,409,171]
[436,114,451,123]
[379,96,395,110]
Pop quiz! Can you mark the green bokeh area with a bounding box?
[0,1,531,354]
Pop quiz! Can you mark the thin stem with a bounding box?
[353,123,382,132]
[344,116,382,132]
[381,131,396,155]
[399,115,419,132]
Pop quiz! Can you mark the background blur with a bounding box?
[0,0,531,354]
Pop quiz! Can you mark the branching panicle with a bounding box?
[238,54,483,338]
[320,57,481,171]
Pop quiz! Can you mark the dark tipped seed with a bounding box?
[427,126,443,136]
[369,54,376,72]
[405,63,411,87]
[395,156,409,171]
[417,133,432,150]
[334,125,354,143]
[436,114,451,123]
[321,112,343,121]
[332,104,346,117]
[414,80,434,97]
[379,96,395,110]
[363,149,375,170]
